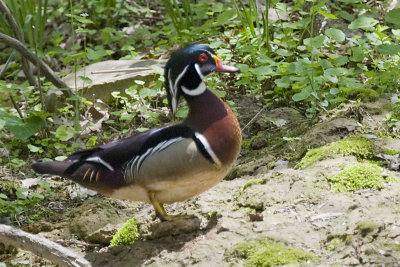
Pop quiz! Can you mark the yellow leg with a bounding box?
[148,191,193,221]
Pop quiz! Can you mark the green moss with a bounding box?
[242,138,252,149]
[326,235,353,251]
[355,220,380,236]
[296,136,375,169]
[243,178,266,190]
[341,87,379,100]
[328,163,391,192]
[388,243,400,252]
[382,148,400,155]
[109,217,139,247]
[326,238,343,251]
[391,102,400,120]
[29,209,56,222]
[227,238,315,266]
[0,180,20,194]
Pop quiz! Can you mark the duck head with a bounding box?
[165,44,239,114]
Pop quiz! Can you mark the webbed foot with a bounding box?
[149,191,194,221]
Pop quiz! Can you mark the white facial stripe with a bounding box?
[194,132,221,167]
[86,156,114,171]
[169,65,190,113]
[180,63,207,96]
[168,69,177,113]
[174,65,190,89]
[194,63,205,80]
[181,82,206,96]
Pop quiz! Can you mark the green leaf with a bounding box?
[274,76,291,88]
[135,80,145,85]
[136,127,149,132]
[79,76,93,84]
[276,49,293,56]
[139,87,158,98]
[27,144,40,152]
[212,2,224,13]
[348,16,378,30]
[175,107,188,118]
[0,119,5,131]
[87,48,113,61]
[303,35,326,48]
[86,136,97,147]
[287,62,301,73]
[385,8,400,26]
[30,192,44,200]
[325,28,345,43]
[318,10,338,19]
[152,65,164,75]
[350,47,364,62]
[330,88,340,95]
[236,64,249,73]
[216,9,236,25]
[63,52,86,64]
[377,44,400,55]
[292,90,310,102]
[253,66,273,76]
[72,15,94,24]
[5,115,45,140]
[55,156,67,161]
[0,193,8,199]
[53,125,76,141]
[333,56,349,66]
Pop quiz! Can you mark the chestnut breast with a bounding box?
[184,90,242,166]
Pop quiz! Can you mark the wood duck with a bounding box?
[32,44,242,221]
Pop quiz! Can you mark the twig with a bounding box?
[0,32,73,97]
[0,50,24,119]
[0,0,37,87]
[241,106,267,132]
[0,224,91,267]
[91,67,152,74]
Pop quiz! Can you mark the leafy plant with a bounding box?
[0,180,52,223]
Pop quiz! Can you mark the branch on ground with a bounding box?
[0,32,73,98]
[0,0,38,87]
[0,224,91,267]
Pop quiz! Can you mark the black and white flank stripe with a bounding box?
[123,128,221,183]
[124,137,184,180]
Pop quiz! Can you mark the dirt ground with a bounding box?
[2,95,400,266]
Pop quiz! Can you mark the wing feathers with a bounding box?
[32,125,222,191]
[86,156,114,171]
[125,137,184,182]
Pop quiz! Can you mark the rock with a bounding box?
[250,136,268,149]
[69,199,129,244]
[148,217,200,239]
[226,156,274,180]
[252,107,304,132]
[59,59,166,103]
[273,159,289,171]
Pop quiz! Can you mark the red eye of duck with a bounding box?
[198,53,208,63]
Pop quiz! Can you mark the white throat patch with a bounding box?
[181,63,207,96]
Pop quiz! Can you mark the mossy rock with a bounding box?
[341,87,379,101]
[226,237,316,266]
[391,102,400,120]
[326,235,353,251]
[242,178,267,190]
[355,220,380,237]
[296,136,375,169]
[327,163,394,192]
[0,180,20,195]
[109,217,139,247]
